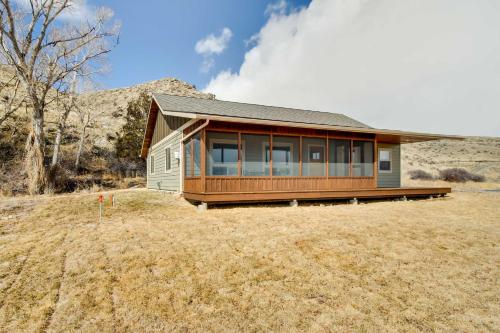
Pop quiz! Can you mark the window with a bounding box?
[184,133,201,177]
[206,132,238,176]
[352,141,374,176]
[329,139,350,176]
[379,149,392,173]
[184,140,192,177]
[150,154,155,174]
[242,134,269,176]
[269,136,299,176]
[193,133,201,176]
[302,137,326,176]
[165,147,171,172]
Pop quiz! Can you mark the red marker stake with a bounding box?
[98,195,104,222]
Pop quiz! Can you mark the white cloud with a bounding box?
[195,27,233,56]
[205,0,500,136]
[195,27,233,73]
[265,0,287,16]
[244,33,260,48]
[200,58,215,73]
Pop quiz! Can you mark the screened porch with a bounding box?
[182,122,379,195]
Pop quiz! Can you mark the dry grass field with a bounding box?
[0,189,499,332]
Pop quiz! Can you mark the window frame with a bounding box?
[378,148,392,173]
[165,146,172,173]
[302,138,327,177]
[208,137,241,177]
[150,154,155,175]
[264,140,295,177]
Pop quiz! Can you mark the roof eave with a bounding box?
[158,111,464,143]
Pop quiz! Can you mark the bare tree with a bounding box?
[73,100,96,171]
[50,70,78,168]
[0,74,26,126]
[0,0,119,194]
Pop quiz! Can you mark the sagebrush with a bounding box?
[438,168,485,182]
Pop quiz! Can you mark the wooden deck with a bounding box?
[183,187,451,204]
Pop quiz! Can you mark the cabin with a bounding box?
[141,93,459,205]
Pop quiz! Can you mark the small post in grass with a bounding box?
[98,195,104,222]
[110,194,115,207]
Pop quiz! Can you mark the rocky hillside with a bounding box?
[0,64,214,149]
[78,78,214,148]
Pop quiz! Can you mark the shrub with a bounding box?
[408,169,434,180]
[438,168,485,183]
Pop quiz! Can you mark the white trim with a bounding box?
[150,118,197,151]
[378,148,392,173]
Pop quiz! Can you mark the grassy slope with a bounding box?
[402,137,500,183]
[0,189,498,332]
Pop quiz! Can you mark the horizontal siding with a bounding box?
[147,131,182,191]
[377,143,401,188]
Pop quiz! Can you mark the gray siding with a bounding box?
[377,143,401,188]
[147,130,182,192]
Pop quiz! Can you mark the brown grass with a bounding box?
[0,189,499,332]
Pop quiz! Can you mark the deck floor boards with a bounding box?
[183,187,451,204]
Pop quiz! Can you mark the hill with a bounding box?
[401,136,500,184]
[78,78,214,148]
[0,64,498,194]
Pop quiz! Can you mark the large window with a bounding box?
[302,137,326,176]
[270,136,299,176]
[329,139,350,176]
[379,148,392,173]
[206,132,238,176]
[352,141,374,176]
[242,134,270,176]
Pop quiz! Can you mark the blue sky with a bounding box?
[94,0,311,89]
[84,0,499,135]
